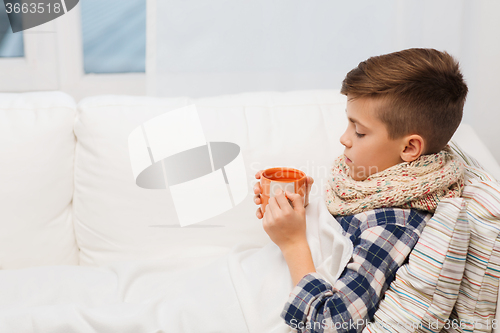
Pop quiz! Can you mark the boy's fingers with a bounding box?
[269,193,283,211]
[274,189,291,210]
[255,170,263,179]
[306,176,314,191]
[286,191,305,211]
[254,195,261,205]
[265,198,276,219]
[305,176,313,206]
[253,182,262,195]
[256,207,263,219]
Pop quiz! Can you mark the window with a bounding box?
[0,1,24,57]
[81,0,146,74]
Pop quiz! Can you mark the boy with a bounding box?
[253,48,467,332]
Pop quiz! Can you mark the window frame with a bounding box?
[0,21,58,91]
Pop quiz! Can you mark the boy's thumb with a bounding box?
[285,191,304,210]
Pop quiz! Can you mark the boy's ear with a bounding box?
[400,135,425,162]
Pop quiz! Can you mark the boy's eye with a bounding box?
[355,131,365,138]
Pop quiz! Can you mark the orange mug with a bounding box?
[260,167,306,214]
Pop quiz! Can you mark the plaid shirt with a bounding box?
[281,207,433,333]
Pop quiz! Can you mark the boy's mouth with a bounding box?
[345,155,352,164]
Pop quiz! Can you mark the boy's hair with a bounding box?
[341,48,468,154]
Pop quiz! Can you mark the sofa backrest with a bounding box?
[73,90,348,266]
[1,90,500,269]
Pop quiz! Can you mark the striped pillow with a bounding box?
[364,198,469,333]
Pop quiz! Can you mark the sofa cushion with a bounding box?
[74,90,347,266]
[0,91,79,269]
[365,198,469,333]
[449,140,498,184]
[449,125,500,181]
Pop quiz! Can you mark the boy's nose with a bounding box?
[340,131,351,148]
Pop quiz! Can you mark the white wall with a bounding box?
[148,0,500,164]
[457,1,500,169]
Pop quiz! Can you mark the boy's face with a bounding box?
[340,96,405,181]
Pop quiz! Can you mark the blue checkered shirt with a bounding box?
[281,207,432,333]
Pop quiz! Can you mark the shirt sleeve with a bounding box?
[280,222,423,333]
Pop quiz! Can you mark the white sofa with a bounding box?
[1,90,499,332]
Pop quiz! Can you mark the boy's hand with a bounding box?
[253,170,314,219]
[262,189,307,252]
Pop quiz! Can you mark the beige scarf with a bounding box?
[325,145,465,215]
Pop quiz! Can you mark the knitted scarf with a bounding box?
[325,145,465,215]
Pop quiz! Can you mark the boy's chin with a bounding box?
[350,169,367,181]
[349,171,360,181]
